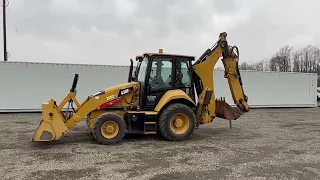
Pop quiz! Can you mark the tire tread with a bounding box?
[92,112,126,145]
[158,103,196,141]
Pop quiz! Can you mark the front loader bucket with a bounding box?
[215,98,244,120]
[32,99,68,142]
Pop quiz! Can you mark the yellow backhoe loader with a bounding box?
[32,32,250,145]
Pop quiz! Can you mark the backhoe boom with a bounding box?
[192,32,250,125]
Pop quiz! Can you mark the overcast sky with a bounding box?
[2,0,320,67]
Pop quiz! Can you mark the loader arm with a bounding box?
[192,32,250,125]
[32,77,140,142]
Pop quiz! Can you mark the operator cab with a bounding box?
[133,49,196,110]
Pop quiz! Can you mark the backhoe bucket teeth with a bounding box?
[32,99,68,142]
[215,98,244,120]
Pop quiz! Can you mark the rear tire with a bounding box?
[158,103,196,141]
[92,112,126,145]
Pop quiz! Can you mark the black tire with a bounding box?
[92,112,126,145]
[158,103,196,141]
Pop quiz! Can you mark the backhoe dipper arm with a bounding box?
[192,32,250,124]
[222,45,250,112]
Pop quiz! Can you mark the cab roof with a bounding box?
[144,52,195,59]
[135,49,195,61]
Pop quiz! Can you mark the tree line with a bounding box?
[238,44,320,86]
[239,45,320,73]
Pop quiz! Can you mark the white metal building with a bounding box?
[0,61,318,112]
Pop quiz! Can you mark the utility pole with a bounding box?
[2,0,7,61]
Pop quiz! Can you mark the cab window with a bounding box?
[149,57,173,90]
[174,57,193,97]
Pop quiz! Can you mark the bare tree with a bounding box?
[252,60,264,71]
[239,62,249,70]
[262,58,270,71]
[263,44,320,86]
[277,45,294,72]
[297,45,320,73]
[239,45,319,80]
[267,45,294,72]
[269,56,278,71]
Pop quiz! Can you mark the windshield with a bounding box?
[136,57,148,84]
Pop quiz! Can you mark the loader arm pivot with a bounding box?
[192,32,250,125]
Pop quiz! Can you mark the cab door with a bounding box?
[142,56,174,110]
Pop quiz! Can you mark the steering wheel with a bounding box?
[149,76,166,89]
[149,77,158,88]
[149,76,156,82]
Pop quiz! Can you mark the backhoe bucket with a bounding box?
[215,98,244,120]
[32,99,68,142]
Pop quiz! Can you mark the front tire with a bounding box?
[158,103,196,141]
[92,112,126,145]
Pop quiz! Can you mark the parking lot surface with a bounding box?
[1,107,320,180]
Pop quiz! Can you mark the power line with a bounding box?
[1,0,8,61]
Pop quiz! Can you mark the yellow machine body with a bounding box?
[85,89,196,133]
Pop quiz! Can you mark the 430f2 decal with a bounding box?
[118,87,134,97]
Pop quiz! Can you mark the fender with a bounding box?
[154,89,196,112]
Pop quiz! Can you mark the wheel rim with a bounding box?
[101,121,119,139]
[170,113,190,135]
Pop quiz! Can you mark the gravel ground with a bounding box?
[0,107,320,180]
